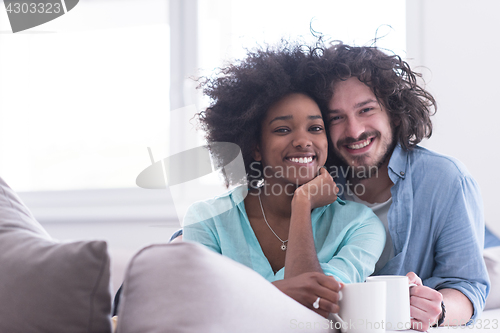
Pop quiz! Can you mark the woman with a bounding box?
[182,42,385,317]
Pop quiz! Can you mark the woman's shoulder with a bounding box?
[183,186,247,226]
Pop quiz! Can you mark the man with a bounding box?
[314,43,489,331]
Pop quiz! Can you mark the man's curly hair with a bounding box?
[196,42,324,187]
[310,42,437,151]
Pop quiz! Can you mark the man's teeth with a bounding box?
[347,139,371,150]
[288,157,313,164]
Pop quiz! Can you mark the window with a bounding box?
[198,0,406,78]
[0,0,405,223]
[0,0,170,191]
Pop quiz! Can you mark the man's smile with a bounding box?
[346,138,372,150]
[341,137,376,155]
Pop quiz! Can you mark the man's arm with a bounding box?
[440,288,473,326]
[424,175,489,321]
[407,170,489,331]
[407,273,475,331]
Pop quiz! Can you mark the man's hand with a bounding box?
[407,272,443,331]
[272,272,342,318]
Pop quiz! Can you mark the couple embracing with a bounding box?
[124,39,489,332]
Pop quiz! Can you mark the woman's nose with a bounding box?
[292,133,312,148]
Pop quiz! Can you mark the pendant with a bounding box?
[281,243,287,251]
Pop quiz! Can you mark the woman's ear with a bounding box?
[252,144,262,162]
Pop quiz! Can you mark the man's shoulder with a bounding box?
[326,200,383,229]
[407,145,472,178]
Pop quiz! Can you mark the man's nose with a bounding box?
[344,117,365,140]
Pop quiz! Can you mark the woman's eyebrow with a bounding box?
[269,114,322,125]
[269,115,292,125]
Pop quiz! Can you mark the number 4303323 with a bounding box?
[5,2,62,14]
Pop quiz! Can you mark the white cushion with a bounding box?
[484,246,500,310]
[0,177,112,333]
[117,242,333,333]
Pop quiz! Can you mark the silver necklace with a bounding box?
[258,194,288,251]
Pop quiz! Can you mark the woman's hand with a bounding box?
[272,272,342,318]
[294,167,338,210]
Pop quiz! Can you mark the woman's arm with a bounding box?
[284,167,338,278]
[273,168,342,317]
[284,193,321,277]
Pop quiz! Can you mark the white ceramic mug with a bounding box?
[365,275,416,331]
[335,281,387,333]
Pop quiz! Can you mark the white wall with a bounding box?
[406,0,500,236]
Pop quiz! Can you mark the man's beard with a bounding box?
[334,130,396,180]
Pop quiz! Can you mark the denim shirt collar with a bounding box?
[387,144,408,184]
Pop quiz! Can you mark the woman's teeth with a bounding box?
[347,139,371,150]
[288,157,313,164]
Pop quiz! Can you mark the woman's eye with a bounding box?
[274,128,290,133]
[361,107,373,114]
[310,125,324,132]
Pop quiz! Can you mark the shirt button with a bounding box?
[400,171,405,176]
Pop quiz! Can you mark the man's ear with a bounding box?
[393,116,401,127]
[252,144,262,162]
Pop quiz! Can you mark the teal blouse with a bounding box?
[183,186,385,284]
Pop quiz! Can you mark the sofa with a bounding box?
[1,176,499,332]
[0,177,111,332]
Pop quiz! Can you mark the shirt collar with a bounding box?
[388,144,408,183]
[228,185,248,202]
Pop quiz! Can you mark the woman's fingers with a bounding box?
[296,169,338,209]
[311,295,338,318]
[273,272,343,317]
[313,274,342,314]
[318,274,342,292]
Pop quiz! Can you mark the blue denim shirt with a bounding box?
[336,144,490,320]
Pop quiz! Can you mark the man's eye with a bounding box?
[329,115,342,123]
